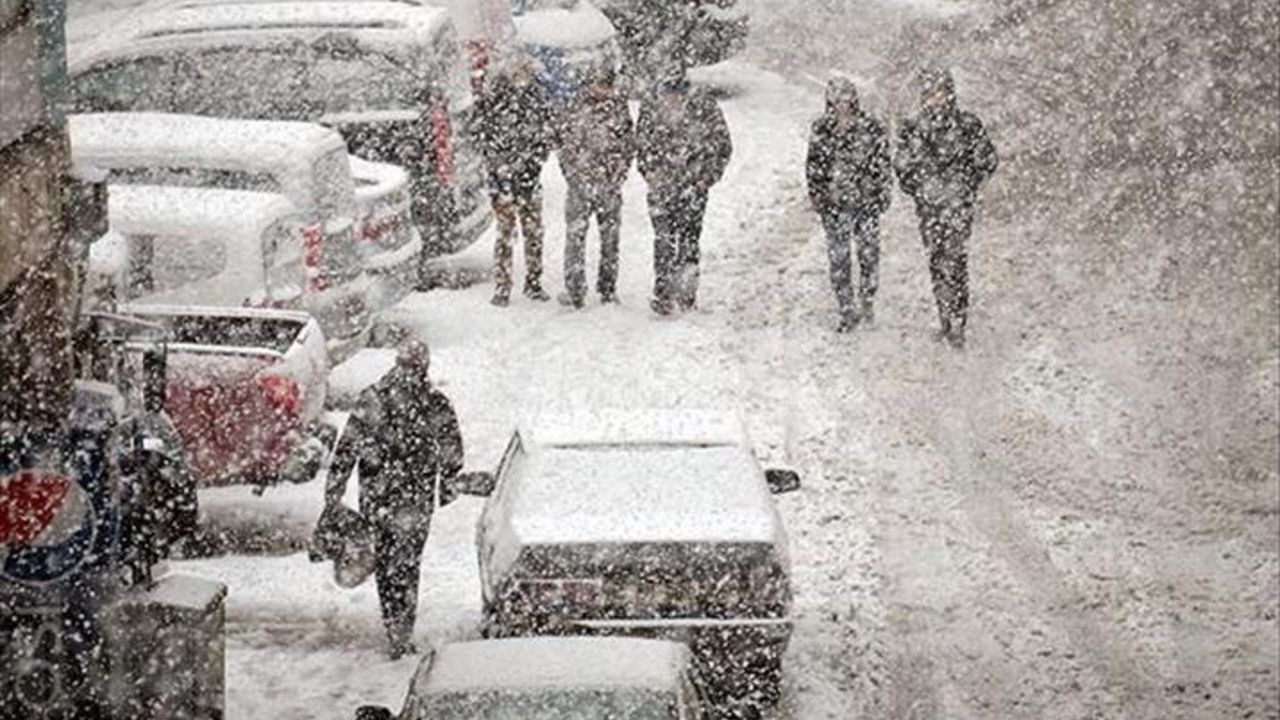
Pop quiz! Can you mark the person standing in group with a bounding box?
[636,74,732,316]
[894,68,997,348]
[806,76,892,332]
[556,65,634,308]
[473,57,555,306]
[324,341,464,659]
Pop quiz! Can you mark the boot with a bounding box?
[836,308,859,333]
[860,298,875,326]
[650,296,674,316]
[524,280,550,302]
[558,291,584,309]
[491,287,510,307]
[599,291,619,304]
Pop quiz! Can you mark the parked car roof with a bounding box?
[108,184,300,241]
[520,408,749,449]
[69,0,451,72]
[70,112,348,171]
[421,638,690,696]
[505,411,781,546]
[511,0,615,51]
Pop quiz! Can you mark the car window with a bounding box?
[107,166,283,196]
[308,53,420,110]
[180,47,313,119]
[73,58,180,112]
[124,232,226,298]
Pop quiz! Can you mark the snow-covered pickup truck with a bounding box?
[117,304,331,488]
[349,156,423,311]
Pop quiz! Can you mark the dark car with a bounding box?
[455,410,801,712]
[67,1,491,255]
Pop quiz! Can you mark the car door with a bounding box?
[477,431,523,603]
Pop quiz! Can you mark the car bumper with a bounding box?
[571,616,792,650]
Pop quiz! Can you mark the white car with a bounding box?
[355,637,714,719]
[454,410,800,712]
[68,1,491,255]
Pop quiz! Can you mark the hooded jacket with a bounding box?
[636,87,733,195]
[894,74,998,209]
[473,74,555,197]
[557,90,635,190]
[806,94,892,216]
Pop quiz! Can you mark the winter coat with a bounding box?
[806,109,892,217]
[636,89,732,197]
[327,366,463,526]
[556,92,635,191]
[894,106,997,210]
[473,78,555,198]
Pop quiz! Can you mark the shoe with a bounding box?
[860,300,875,325]
[388,640,418,660]
[490,289,510,307]
[599,291,619,304]
[650,297,674,316]
[558,292,584,309]
[836,311,859,333]
[947,328,966,349]
[677,294,697,312]
[524,282,550,301]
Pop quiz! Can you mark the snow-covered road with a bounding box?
[176,53,1278,719]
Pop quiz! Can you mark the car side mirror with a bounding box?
[354,706,395,720]
[454,470,496,497]
[765,468,801,494]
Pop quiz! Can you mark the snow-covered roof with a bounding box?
[70,112,348,174]
[521,408,748,448]
[422,638,689,695]
[512,2,615,50]
[504,411,781,546]
[108,184,301,242]
[69,1,452,72]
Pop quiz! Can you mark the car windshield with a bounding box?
[424,687,677,719]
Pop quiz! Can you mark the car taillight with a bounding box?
[0,470,72,545]
[429,101,454,184]
[257,373,300,416]
[302,225,325,292]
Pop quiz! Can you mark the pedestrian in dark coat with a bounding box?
[325,341,464,659]
[806,77,892,332]
[636,75,732,315]
[556,66,634,307]
[894,68,997,347]
[473,59,556,306]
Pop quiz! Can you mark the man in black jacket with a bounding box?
[806,77,892,332]
[895,68,998,348]
[473,59,555,306]
[556,66,635,307]
[636,75,732,315]
[325,341,464,658]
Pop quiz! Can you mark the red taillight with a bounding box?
[257,373,300,416]
[302,225,325,292]
[429,101,454,184]
[465,39,490,95]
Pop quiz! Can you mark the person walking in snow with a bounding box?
[324,341,464,659]
[556,65,635,308]
[473,58,556,306]
[806,77,893,332]
[636,74,732,315]
[894,68,997,348]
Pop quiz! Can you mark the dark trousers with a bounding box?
[374,517,431,651]
[649,188,708,306]
[821,209,880,315]
[564,182,623,299]
[918,203,974,336]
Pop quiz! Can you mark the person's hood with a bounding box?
[824,76,860,115]
[918,67,957,114]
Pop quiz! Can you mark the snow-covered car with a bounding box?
[97,185,373,361]
[355,637,714,719]
[113,304,330,488]
[595,0,747,76]
[67,1,491,255]
[457,410,800,711]
[70,112,374,357]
